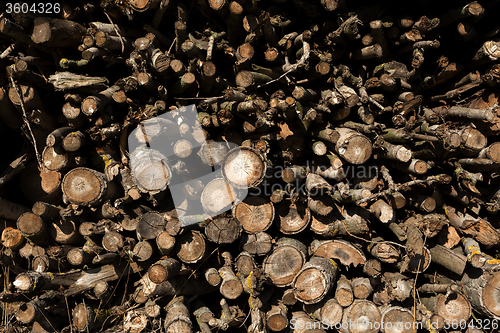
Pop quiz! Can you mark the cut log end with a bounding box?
[62,168,107,206]
[222,147,265,188]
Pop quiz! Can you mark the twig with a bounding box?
[102,9,125,54]
[340,218,406,248]
[356,174,451,205]
[167,37,177,57]
[207,35,215,61]
[173,95,223,100]
[412,233,427,333]
[9,77,42,166]
[257,70,293,89]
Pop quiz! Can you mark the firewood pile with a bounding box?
[2,0,500,332]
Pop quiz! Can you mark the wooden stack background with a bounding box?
[1,0,500,332]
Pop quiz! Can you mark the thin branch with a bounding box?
[102,9,125,54]
[9,77,42,166]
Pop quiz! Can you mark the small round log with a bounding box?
[133,240,154,262]
[72,303,96,332]
[156,231,176,256]
[241,231,273,256]
[62,131,86,152]
[352,277,373,299]
[67,248,94,266]
[235,251,257,276]
[205,216,242,244]
[460,127,487,154]
[176,230,208,264]
[17,212,48,244]
[293,256,338,304]
[137,212,166,240]
[380,306,414,333]
[266,302,288,332]
[205,267,222,286]
[235,196,274,234]
[278,200,311,235]
[32,202,60,219]
[303,298,343,326]
[335,275,354,307]
[219,265,244,299]
[263,238,307,287]
[335,128,372,164]
[222,147,266,189]
[94,281,111,300]
[148,258,181,284]
[341,300,381,333]
[61,167,107,206]
[102,231,124,252]
[13,271,43,292]
[42,145,71,172]
[1,227,25,250]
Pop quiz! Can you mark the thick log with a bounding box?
[148,258,181,284]
[341,300,381,333]
[292,256,338,304]
[242,231,273,256]
[176,230,208,264]
[335,275,354,307]
[421,292,471,324]
[31,18,85,48]
[380,306,415,333]
[222,147,266,189]
[309,239,366,268]
[235,195,274,234]
[278,199,310,235]
[17,212,48,245]
[462,269,500,319]
[61,167,107,206]
[263,237,307,287]
[163,297,192,333]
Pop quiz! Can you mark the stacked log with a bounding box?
[2,1,500,333]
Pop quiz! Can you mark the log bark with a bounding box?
[335,275,354,307]
[292,256,338,304]
[148,257,181,284]
[164,297,192,333]
[31,18,85,48]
